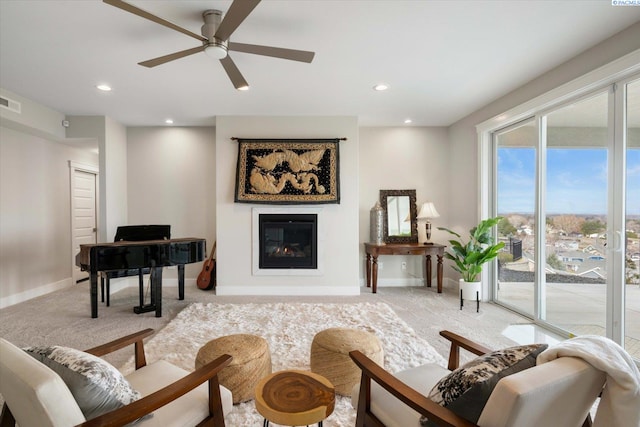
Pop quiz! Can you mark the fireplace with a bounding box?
[259,214,317,269]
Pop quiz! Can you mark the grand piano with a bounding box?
[76,229,205,318]
[101,225,172,307]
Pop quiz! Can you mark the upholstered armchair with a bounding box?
[0,328,233,427]
[350,330,606,427]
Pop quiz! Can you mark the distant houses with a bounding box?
[499,214,639,284]
[558,250,606,279]
[554,235,607,279]
[500,234,608,282]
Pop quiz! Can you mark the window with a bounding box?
[495,119,537,317]
[480,65,640,361]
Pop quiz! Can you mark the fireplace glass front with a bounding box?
[259,214,317,269]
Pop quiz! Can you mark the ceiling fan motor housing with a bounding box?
[202,9,228,58]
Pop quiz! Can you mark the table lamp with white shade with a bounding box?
[417,202,440,245]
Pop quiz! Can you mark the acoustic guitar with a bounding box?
[196,241,216,290]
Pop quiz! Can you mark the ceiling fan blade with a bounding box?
[220,56,249,90]
[104,0,206,42]
[228,42,315,63]
[139,46,205,68]
[214,0,261,41]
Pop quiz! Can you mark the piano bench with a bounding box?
[100,268,151,306]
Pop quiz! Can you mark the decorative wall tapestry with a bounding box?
[234,138,341,204]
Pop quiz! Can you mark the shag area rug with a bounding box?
[120,302,446,426]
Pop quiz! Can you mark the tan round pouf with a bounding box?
[310,328,384,396]
[195,334,272,404]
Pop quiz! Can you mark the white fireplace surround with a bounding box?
[252,207,325,276]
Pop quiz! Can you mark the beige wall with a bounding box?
[125,124,445,292]
[126,127,216,281]
[214,116,360,295]
[104,117,128,242]
[0,120,442,305]
[66,116,128,242]
[0,126,98,307]
[358,127,449,284]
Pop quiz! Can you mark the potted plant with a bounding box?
[438,217,505,308]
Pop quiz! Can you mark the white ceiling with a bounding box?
[1,1,639,128]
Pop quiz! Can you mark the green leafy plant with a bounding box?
[438,217,505,282]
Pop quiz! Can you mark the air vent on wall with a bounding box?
[0,95,21,114]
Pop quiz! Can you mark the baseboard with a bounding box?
[358,277,425,287]
[0,275,446,309]
[0,276,201,309]
[0,277,73,309]
[216,285,360,296]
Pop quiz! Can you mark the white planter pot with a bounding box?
[459,279,482,312]
[459,279,482,301]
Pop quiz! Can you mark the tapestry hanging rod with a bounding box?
[231,137,348,141]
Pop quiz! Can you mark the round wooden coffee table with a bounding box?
[255,370,335,427]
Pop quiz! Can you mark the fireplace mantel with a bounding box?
[252,207,324,276]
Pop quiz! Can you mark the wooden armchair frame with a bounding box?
[350,330,488,427]
[350,330,596,427]
[0,328,232,427]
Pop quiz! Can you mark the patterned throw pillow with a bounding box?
[23,345,142,420]
[420,344,548,426]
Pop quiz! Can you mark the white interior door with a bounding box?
[70,162,98,283]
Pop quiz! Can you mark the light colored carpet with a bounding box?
[0,283,532,415]
[119,302,447,427]
[0,284,528,368]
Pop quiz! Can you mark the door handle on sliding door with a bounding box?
[607,230,623,252]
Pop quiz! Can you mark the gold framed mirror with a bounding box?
[379,189,418,244]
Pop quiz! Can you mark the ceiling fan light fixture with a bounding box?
[204,44,228,59]
[105,1,314,90]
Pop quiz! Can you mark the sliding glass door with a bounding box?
[493,74,639,360]
[544,91,608,337]
[495,119,537,317]
[624,78,640,355]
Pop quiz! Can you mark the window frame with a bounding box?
[477,51,640,355]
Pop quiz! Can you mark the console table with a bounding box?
[364,243,445,294]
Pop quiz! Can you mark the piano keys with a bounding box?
[76,237,206,318]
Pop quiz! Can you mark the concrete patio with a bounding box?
[497,281,640,359]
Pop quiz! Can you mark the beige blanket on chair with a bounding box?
[537,335,640,427]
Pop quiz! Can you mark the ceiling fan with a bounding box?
[104,0,315,90]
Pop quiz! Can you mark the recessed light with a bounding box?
[373,84,389,91]
[165,119,174,125]
[96,84,112,92]
[404,119,412,124]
